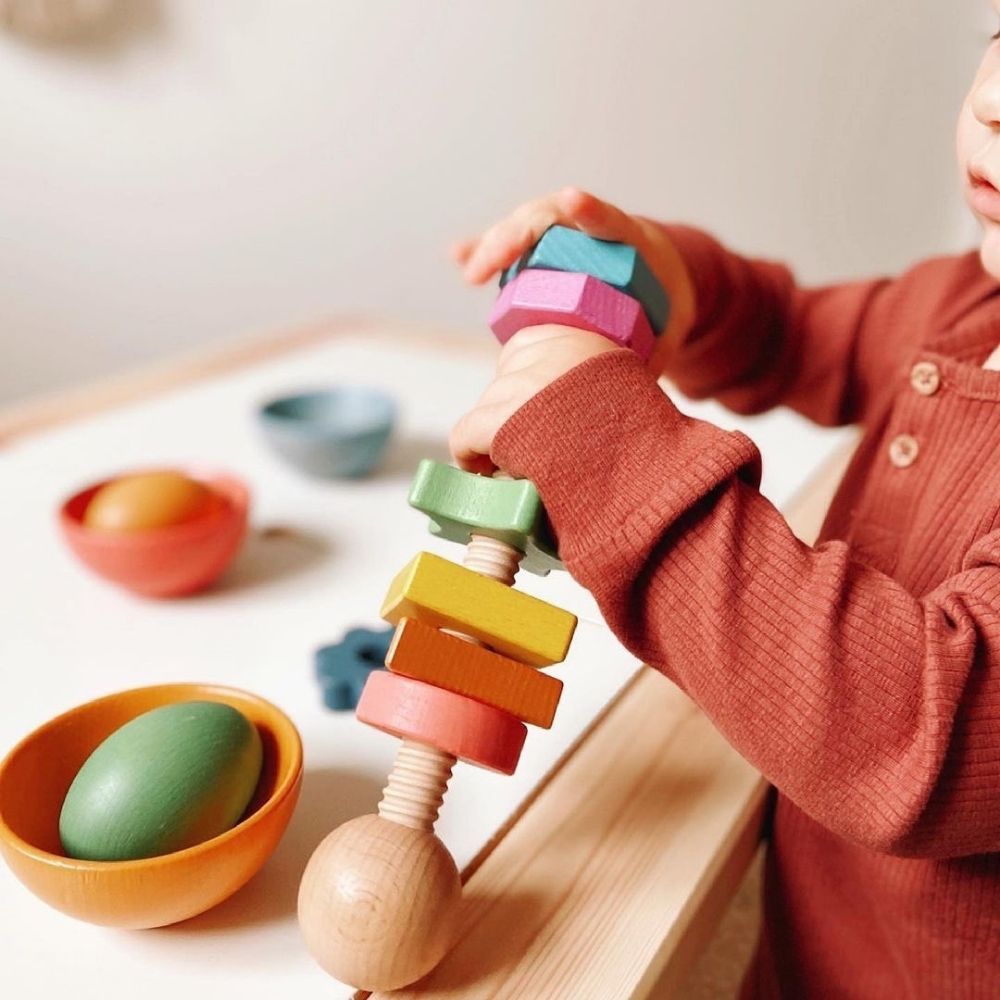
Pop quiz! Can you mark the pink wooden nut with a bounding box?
[488,270,655,361]
[356,671,528,775]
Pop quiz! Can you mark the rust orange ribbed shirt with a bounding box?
[491,228,1000,999]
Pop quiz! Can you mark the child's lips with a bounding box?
[968,168,1000,222]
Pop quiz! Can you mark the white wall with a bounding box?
[0,1,986,402]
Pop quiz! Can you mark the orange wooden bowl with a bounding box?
[0,684,302,929]
[59,470,250,598]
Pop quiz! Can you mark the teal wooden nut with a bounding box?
[407,459,563,576]
[315,626,395,711]
[500,224,670,334]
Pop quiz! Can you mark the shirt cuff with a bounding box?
[491,349,762,576]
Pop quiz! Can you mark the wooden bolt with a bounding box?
[378,738,457,830]
[297,527,527,991]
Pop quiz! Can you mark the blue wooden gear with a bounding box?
[314,626,396,711]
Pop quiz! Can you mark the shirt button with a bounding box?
[910,361,940,396]
[889,434,919,468]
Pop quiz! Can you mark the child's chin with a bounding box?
[979,226,1000,282]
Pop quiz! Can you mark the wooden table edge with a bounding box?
[0,315,491,449]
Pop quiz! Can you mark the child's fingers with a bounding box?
[554,187,642,244]
[460,188,640,285]
[449,404,506,473]
[449,239,476,265]
[461,198,562,284]
[452,451,496,476]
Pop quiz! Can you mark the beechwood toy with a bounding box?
[296,226,670,992]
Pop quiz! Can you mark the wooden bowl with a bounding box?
[258,387,397,479]
[0,684,302,929]
[59,470,249,597]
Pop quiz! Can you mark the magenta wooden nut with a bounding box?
[488,270,655,361]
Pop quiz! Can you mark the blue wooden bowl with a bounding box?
[258,387,397,479]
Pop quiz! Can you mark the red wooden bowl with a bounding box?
[59,469,249,597]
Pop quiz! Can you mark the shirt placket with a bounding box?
[858,359,944,567]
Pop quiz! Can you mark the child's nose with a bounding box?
[972,69,1000,128]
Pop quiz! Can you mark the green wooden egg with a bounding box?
[59,700,263,861]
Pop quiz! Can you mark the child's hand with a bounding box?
[450,187,695,351]
[450,324,621,475]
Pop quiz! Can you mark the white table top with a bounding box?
[0,325,854,999]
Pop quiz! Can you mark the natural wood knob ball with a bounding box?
[296,523,554,990]
[297,813,462,992]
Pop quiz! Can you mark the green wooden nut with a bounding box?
[407,459,563,576]
[500,224,670,334]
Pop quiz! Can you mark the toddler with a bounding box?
[447,13,1000,999]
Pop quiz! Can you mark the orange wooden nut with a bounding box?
[386,618,563,729]
[356,672,527,775]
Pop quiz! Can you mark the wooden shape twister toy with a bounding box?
[296,230,669,992]
[489,269,656,361]
[500,224,671,333]
[297,528,572,991]
[386,617,563,728]
[408,457,562,575]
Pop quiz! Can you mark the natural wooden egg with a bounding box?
[83,471,214,532]
[58,700,263,861]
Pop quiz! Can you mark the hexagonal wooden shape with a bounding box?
[407,460,562,576]
[489,270,655,361]
[500,225,670,334]
[386,618,563,728]
[379,551,576,668]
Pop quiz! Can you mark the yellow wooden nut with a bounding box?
[380,552,576,668]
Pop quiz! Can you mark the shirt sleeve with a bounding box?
[657,224,899,426]
[492,350,1000,860]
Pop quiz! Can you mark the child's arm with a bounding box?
[473,346,999,861]
[452,187,930,428]
[654,223,900,426]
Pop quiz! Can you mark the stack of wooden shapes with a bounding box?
[353,463,578,777]
[491,224,671,357]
